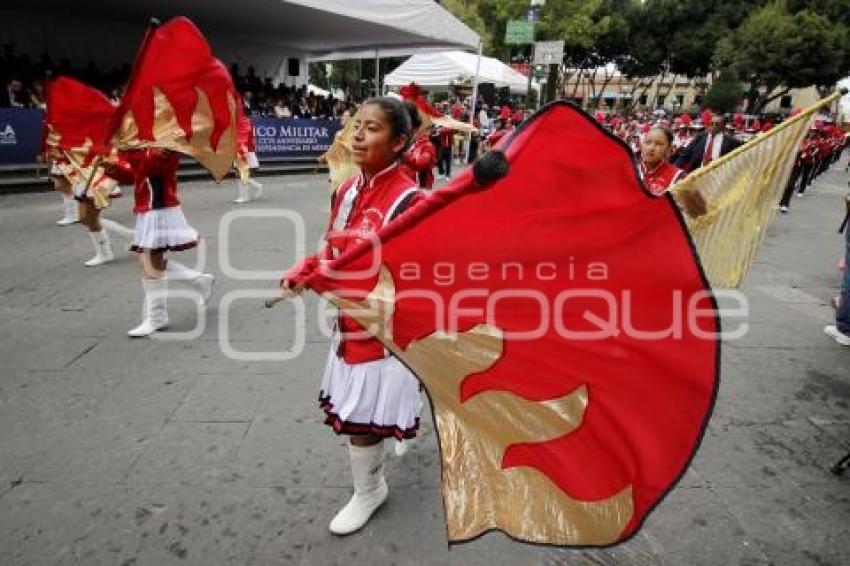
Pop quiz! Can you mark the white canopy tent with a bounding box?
[384,51,532,95]
[4,0,479,85]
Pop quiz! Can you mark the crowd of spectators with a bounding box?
[0,44,365,120]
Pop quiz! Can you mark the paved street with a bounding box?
[0,161,848,566]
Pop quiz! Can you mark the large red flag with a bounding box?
[110,17,238,180]
[44,76,115,162]
[43,77,118,208]
[300,102,720,545]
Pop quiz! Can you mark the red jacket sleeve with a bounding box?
[281,254,321,285]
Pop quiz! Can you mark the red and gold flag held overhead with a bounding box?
[400,82,476,133]
[300,102,720,545]
[43,76,118,208]
[109,16,239,180]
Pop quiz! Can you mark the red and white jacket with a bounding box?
[106,148,181,214]
[640,159,685,196]
[400,136,437,189]
[283,162,423,364]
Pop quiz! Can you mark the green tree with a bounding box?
[704,67,743,112]
[719,3,847,112]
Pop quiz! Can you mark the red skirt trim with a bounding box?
[130,241,198,254]
[318,394,419,441]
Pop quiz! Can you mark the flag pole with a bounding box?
[465,38,482,163]
[673,93,840,187]
[107,17,162,141]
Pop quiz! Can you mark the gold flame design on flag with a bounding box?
[323,114,359,193]
[671,94,839,288]
[328,266,633,545]
[114,87,238,181]
[44,129,118,210]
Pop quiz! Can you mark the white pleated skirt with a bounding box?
[130,206,198,253]
[319,345,421,440]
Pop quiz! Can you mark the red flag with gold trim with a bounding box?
[44,76,115,163]
[44,76,118,208]
[110,17,239,180]
[299,102,720,545]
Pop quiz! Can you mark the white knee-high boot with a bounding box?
[164,260,214,306]
[84,230,114,267]
[56,195,79,226]
[329,442,388,536]
[233,182,251,204]
[100,218,135,241]
[128,278,169,337]
[247,178,263,199]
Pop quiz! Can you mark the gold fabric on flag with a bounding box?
[114,88,238,181]
[323,115,358,193]
[671,94,838,288]
[433,115,477,133]
[44,128,118,210]
[328,267,634,545]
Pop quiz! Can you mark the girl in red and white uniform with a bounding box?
[639,126,686,196]
[400,100,437,189]
[71,167,134,267]
[49,158,80,226]
[104,148,214,337]
[233,107,263,203]
[281,97,423,536]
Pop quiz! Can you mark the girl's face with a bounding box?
[351,103,407,173]
[640,129,671,166]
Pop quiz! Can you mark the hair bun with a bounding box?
[473,150,509,186]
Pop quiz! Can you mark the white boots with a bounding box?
[164,260,215,306]
[100,218,135,241]
[84,230,114,267]
[56,195,79,226]
[233,179,263,204]
[128,278,169,337]
[329,442,388,536]
[128,262,214,337]
[83,220,135,267]
[248,179,263,200]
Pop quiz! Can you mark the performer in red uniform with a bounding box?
[104,148,214,337]
[280,97,423,536]
[795,126,820,197]
[72,170,134,267]
[399,100,437,189]
[49,158,80,226]
[233,104,263,203]
[638,126,685,196]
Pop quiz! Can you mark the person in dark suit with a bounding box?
[674,114,742,172]
[0,78,25,108]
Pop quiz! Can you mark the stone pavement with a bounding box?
[0,162,848,566]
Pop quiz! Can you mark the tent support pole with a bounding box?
[375,48,380,97]
[466,39,482,163]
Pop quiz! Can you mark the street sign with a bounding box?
[505,20,534,45]
[533,40,564,65]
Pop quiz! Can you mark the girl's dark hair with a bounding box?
[649,126,674,145]
[402,100,422,131]
[363,97,412,153]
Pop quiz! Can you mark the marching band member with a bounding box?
[104,148,214,337]
[400,100,437,189]
[638,126,686,195]
[280,97,423,536]
[233,106,263,203]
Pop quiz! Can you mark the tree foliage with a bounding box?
[704,68,744,113]
[437,0,850,107]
